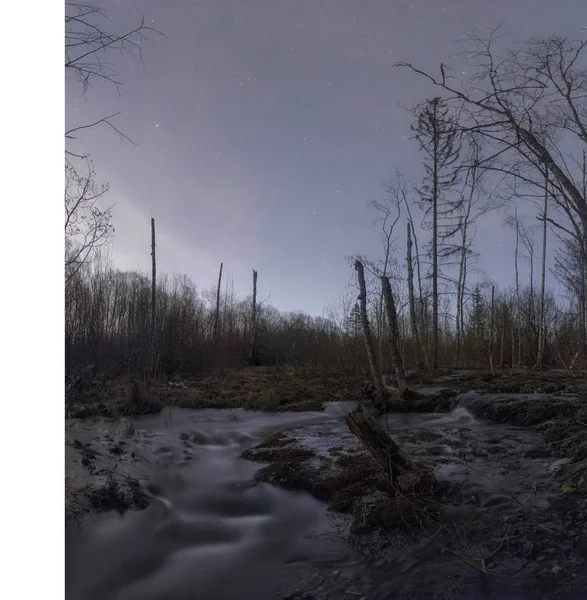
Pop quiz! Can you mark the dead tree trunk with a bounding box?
[406,223,425,370]
[514,208,521,368]
[536,174,548,369]
[354,259,387,412]
[405,207,429,366]
[377,292,387,372]
[489,285,495,374]
[510,304,516,368]
[345,405,436,495]
[381,275,407,397]
[432,181,439,372]
[499,304,506,368]
[455,215,469,368]
[212,262,224,365]
[249,269,259,365]
[149,217,157,377]
[214,262,223,340]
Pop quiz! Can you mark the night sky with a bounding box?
[65,0,586,316]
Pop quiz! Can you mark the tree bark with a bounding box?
[499,304,506,368]
[510,305,516,369]
[581,262,587,361]
[149,217,156,377]
[381,275,407,396]
[489,285,495,374]
[410,217,429,365]
[354,260,387,412]
[536,173,548,369]
[514,209,521,368]
[214,262,223,344]
[376,295,386,372]
[249,269,258,365]
[432,149,439,371]
[406,223,425,370]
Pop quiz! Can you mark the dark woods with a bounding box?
[65,256,368,379]
[65,252,583,382]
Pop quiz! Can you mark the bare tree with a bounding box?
[150,218,157,376]
[412,97,462,370]
[397,32,587,366]
[519,217,539,359]
[397,31,587,258]
[378,171,429,368]
[65,158,113,281]
[505,207,541,362]
[65,1,162,274]
[554,231,587,357]
[65,0,161,156]
[536,171,549,368]
[370,180,403,367]
[399,181,430,364]
[452,137,501,366]
[399,30,587,230]
[489,285,495,373]
[381,276,407,397]
[214,262,224,343]
[249,270,259,365]
[406,221,426,369]
[65,0,160,95]
[355,259,387,412]
[512,208,522,366]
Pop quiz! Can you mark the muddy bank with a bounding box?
[450,391,587,461]
[243,422,427,534]
[243,389,587,599]
[65,421,154,524]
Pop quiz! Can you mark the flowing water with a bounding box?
[65,405,359,600]
[65,399,571,600]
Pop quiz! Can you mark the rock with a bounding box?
[548,458,572,475]
[551,565,563,575]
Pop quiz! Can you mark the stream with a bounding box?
[65,400,575,600]
[66,405,360,600]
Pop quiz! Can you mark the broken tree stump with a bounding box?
[345,405,436,497]
[354,259,388,413]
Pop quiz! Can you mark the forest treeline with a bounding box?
[65,255,581,378]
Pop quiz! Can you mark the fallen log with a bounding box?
[344,405,436,497]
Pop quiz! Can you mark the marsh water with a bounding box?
[65,399,565,600]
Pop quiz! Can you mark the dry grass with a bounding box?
[67,367,366,417]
